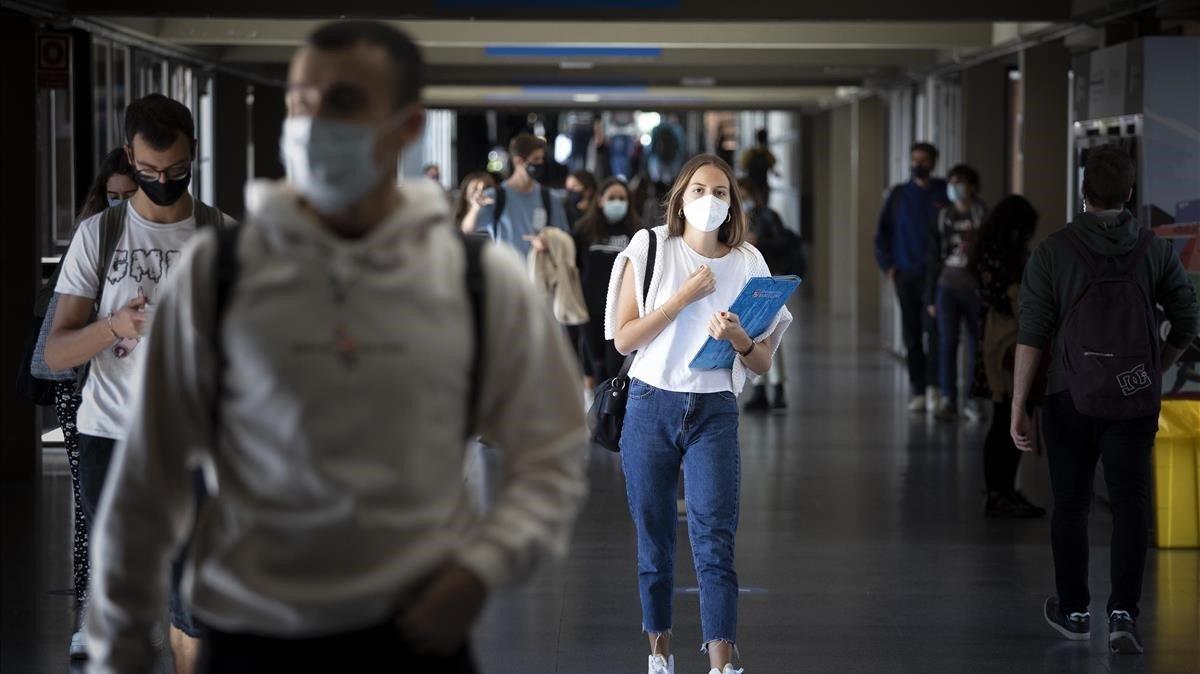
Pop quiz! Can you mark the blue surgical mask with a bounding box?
[946,183,961,203]
[280,115,403,215]
[107,197,126,208]
[602,199,629,223]
[741,200,755,214]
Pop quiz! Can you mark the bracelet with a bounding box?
[736,341,756,357]
[106,313,122,341]
[659,306,675,322]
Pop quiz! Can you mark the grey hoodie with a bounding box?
[87,179,588,673]
[1018,209,1199,396]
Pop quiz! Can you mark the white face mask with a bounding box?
[280,115,398,215]
[683,194,730,233]
[602,199,628,223]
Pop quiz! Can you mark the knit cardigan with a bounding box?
[603,225,794,395]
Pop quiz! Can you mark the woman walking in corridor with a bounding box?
[606,155,793,674]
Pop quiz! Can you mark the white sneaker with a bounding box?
[907,394,927,413]
[709,666,744,674]
[925,386,941,412]
[69,630,88,660]
[963,399,984,422]
[649,653,675,674]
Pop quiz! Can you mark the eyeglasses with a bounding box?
[134,162,190,182]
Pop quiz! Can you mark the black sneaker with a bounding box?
[1044,596,1090,641]
[744,385,769,412]
[771,384,788,411]
[1108,610,1144,654]
[986,491,1046,519]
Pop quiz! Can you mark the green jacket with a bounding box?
[1017,210,1199,396]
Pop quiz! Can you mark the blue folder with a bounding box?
[688,275,801,370]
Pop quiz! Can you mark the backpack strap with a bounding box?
[616,230,658,380]
[460,232,486,439]
[540,184,553,226]
[1118,228,1156,277]
[193,200,225,229]
[96,201,129,309]
[1061,228,1101,279]
[211,225,244,442]
[490,186,507,238]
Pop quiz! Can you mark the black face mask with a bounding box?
[524,161,546,183]
[910,165,931,181]
[136,171,192,207]
[566,190,584,211]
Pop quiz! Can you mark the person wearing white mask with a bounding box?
[85,21,588,673]
[573,177,644,382]
[606,155,792,674]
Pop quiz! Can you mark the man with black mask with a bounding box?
[460,132,569,257]
[46,93,232,672]
[875,141,949,414]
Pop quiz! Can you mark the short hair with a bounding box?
[1083,145,1135,210]
[755,128,769,145]
[948,164,980,188]
[307,21,424,109]
[423,163,439,173]
[910,142,939,163]
[664,154,746,248]
[124,94,194,151]
[736,177,762,201]
[509,132,547,160]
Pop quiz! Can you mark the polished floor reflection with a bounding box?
[3,306,1197,673]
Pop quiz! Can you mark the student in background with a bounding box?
[461,132,569,258]
[565,170,598,229]
[738,178,789,411]
[970,194,1045,519]
[927,164,987,421]
[574,177,644,382]
[455,171,496,233]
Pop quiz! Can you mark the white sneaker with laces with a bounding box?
[709,665,744,674]
[925,387,941,412]
[648,653,674,674]
[69,630,88,660]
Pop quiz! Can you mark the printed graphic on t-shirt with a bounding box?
[107,248,185,286]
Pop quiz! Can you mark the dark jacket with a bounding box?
[1018,210,1200,396]
[875,179,949,275]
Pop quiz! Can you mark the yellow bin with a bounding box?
[1155,400,1200,548]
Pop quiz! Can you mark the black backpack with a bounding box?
[587,232,656,452]
[1058,227,1161,420]
[753,208,806,279]
[211,227,487,440]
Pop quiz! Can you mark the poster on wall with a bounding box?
[1157,220,1200,400]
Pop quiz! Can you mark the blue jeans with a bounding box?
[620,379,741,650]
[936,284,981,405]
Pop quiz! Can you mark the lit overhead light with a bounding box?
[835,86,862,98]
[573,93,602,103]
[681,77,716,87]
[560,62,595,70]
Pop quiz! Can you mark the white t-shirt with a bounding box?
[629,237,755,393]
[56,201,229,439]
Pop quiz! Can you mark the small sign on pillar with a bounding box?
[36,33,71,89]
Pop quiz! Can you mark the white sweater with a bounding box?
[604,226,794,395]
[87,179,588,673]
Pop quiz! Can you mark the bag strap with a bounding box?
[211,224,244,446]
[96,201,129,309]
[539,184,552,225]
[1117,228,1156,277]
[1061,228,1101,279]
[616,230,658,379]
[460,232,486,438]
[194,200,224,229]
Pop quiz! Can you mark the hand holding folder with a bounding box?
[689,275,801,370]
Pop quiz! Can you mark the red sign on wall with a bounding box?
[36,33,71,89]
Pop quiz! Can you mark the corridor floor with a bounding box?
[3,307,1197,673]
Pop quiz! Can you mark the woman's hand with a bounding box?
[708,311,752,351]
[523,233,548,254]
[675,265,716,306]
